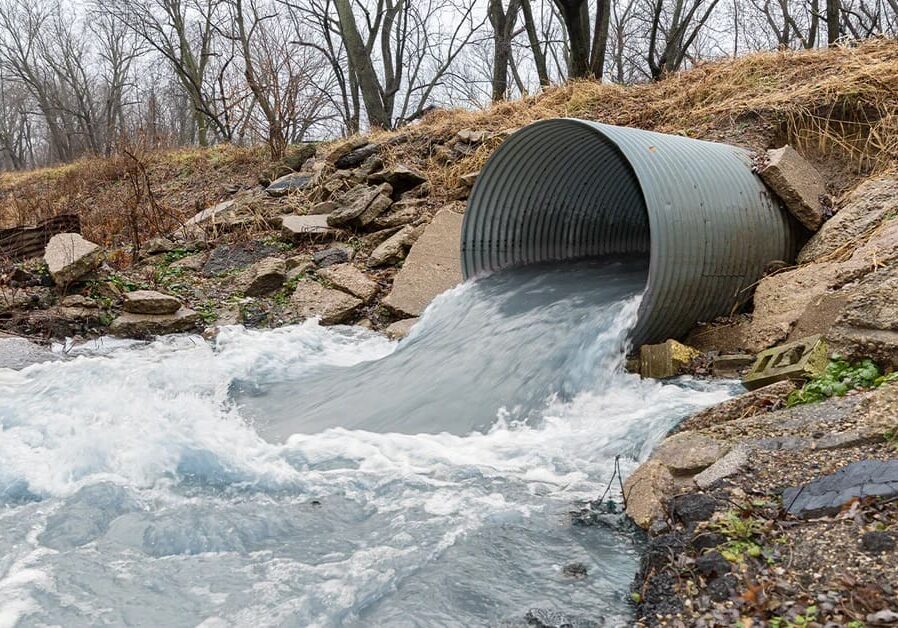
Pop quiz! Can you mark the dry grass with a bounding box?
[1,39,896,249]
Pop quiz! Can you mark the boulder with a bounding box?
[202,241,282,277]
[44,233,103,285]
[368,164,427,194]
[282,143,317,171]
[291,281,362,325]
[266,172,315,197]
[759,145,827,231]
[798,177,898,263]
[281,214,340,243]
[652,432,728,476]
[623,460,675,529]
[325,137,369,164]
[381,209,464,315]
[123,290,181,315]
[244,257,287,297]
[385,317,418,340]
[109,307,202,338]
[317,263,379,302]
[639,339,701,379]
[367,224,421,269]
[828,266,898,369]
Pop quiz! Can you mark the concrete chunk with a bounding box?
[760,145,827,231]
[381,208,464,316]
[317,263,379,302]
[109,307,201,338]
[123,290,181,315]
[43,233,103,285]
[291,281,362,325]
[639,339,701,379]
[281,215,340,243]
[742,335,828,390]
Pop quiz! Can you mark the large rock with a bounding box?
[372,199,426,229]
[109,307,201,338]
[244,257,287,297]
[183,199,236,228]
[366,225,421,269]
[44,233,103,285]
[798,177,898,263]
[745,219,898,352]
[327,184,393,228]
[385,317,419,340]
[202,241,281,277]
[291,281,362,325]
[651,433,728,476]
[281,215,340,243]
[759,145,827,231]
[782,459,898,519]
[316,263,379,302]
[312,245,353,268]
[381,209,464,315]
[623,460,675,529]
[828,266,898,369]
[334,143,380,169]
[266,172,315,197]
[368,164,427,194]
[123,290,181,315]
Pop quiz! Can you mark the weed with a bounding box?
[196,301,217,324]
[787,356,898,406]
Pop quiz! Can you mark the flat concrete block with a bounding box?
[760,145,827,231]
[382,208,464,317]
[742,335,828,390]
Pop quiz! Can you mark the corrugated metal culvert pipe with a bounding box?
[460,119,799,346]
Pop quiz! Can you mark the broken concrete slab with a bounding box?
[334,143,380,169]
[123,290,181,315]
[623,459,675,529]
[759,145,827,231]
[291,281,362,325]
[782,459,898,519]
[317,263,379,302]
[711,353,755,378]
[639,339,701,379]
[693,445,751,490]
[828,266,898,369]
[381,208,464,316]
[366,225,421,269]
[44,233,104,286]
[281,215,340,243]
[368,164,427,194]
[742,335,828,390]
[312,245,353,268]
[183,199,237,227]
[682,380,796,432]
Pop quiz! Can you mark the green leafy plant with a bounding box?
[787,356,898,407]
[712,511,769,564]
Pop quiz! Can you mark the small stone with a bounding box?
[670,493,718,524]
[312,246,353,268]
[123,290,181,315]
[141,237,176,256]
[291,281,362,325]
[694,445,751,489]
[317,263,379,302]
[44,233,104,286]
[285,255,313,271]
[652,433,728,476]
[385,318,419,340]
[459,171,479,187]
[244,257,287,297]
[171,253,205,271]
[868,610,898,624]
[456,128,488,144]
[309,201,338,215]
[861,530,895,553]
[691,532,727,552]
[183,200,236,228]
[695,551,731,578]
[561,562,588,579]
[60,294,97,309]
[707,574,737,602]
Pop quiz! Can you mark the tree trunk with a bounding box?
[334,0,390,129]
[553,0,591,78]
[520,0,550,87]
[826,0,840,43]
[589,0,612,78]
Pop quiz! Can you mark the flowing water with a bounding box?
[0,259,734,627]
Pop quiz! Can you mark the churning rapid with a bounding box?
[0,259,733,627]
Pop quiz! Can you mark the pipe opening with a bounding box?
[461,119,795,346]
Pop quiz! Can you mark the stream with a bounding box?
[0,259,734,627]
